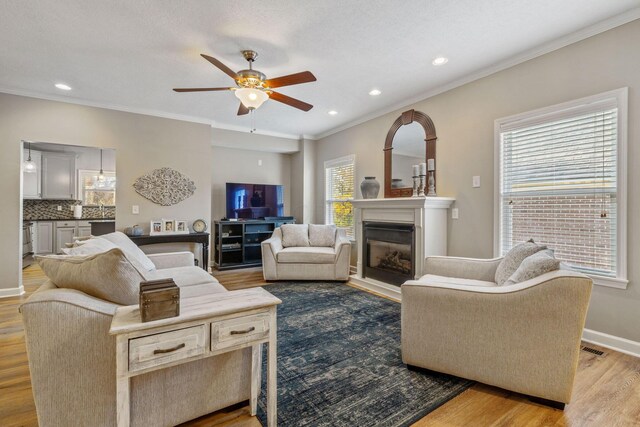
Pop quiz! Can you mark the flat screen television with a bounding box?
[225,182,285,219]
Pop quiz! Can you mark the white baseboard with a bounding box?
[348,275,401,302]
[0,285,25,298]
[582,328,640,358]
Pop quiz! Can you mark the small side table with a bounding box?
[109,288,281,427]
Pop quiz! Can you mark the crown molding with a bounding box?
[312,8,640,140]
[0,87,304,141]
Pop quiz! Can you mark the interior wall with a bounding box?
[211,146,292,222]
[315,20,640,342]
[0,92,213,294]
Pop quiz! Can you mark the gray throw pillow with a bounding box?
[309,224,337,247]
[495,239,547,286]
[504,249,560,285]
[62,237,118,256]
[35,248,145,305]
[281,224,310,248]
[98,231,156,273]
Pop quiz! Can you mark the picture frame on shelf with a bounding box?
[175,220,188,233]
[150,220,162,235]
[162,219,175,233]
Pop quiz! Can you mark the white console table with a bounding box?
[109,288,281,426]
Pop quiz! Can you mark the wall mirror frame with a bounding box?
[384,109,437,198]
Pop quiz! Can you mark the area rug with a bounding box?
[256,281,473,427]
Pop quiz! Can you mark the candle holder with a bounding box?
[412,176,419,197]
[427,171,436,196]
[418,175,426,197]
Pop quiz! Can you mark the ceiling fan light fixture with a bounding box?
[235,87,269,110]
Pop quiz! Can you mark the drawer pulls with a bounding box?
[153,343,186,355]
[230,326,256,335]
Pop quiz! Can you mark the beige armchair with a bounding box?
[401,256,592,408]
[261,227,352,281]
[20,251,251,426]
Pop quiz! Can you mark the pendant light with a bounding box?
[97,149,105,182]
[23,141,37,174]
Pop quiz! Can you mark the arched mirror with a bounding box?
[391,123,424,190]
[384,109,437,197]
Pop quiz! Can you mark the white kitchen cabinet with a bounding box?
[77,226,92,238]
[23,149,42,199]
[35,222,53,254]
[42,152,77,199]
[55,225,76,254]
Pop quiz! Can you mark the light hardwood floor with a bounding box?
[1,265,639,426]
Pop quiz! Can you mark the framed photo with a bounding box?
[150,220,162,235]
[162,219,175,233]
[175,220,188,233]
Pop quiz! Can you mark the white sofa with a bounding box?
[401,255,593,408]
[20,233,251,427]
[261,225,352,281]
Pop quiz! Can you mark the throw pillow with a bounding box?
[98,231,156,273]
[504,249,560,285]
[309,224,337,247]
[35,248,144,305]
[281,224,310,248]
[62,237,118,256]
[495,239,547,286]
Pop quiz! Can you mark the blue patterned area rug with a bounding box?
[256,281,473,427]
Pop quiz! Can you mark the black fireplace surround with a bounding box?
[363,222,415,286]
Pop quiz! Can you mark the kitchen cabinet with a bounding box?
[78,226,92,238]
[42,152,77,199]
[23,149,42,199]
[34,222,53,254]
[55,220,76,253]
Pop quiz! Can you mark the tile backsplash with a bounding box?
[23,200,115,220]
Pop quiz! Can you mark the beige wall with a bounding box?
[0,93,213,294]
[210,146,292,221]
[316,20,640,342]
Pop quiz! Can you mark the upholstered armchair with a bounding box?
[261,225,352,281]
[401,255,593,407]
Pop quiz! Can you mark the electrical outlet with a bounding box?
[57,205,62,211]
[452,208,459,219]
[132,205,139,214]
[472,176,481,188]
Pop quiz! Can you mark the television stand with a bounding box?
[214,218,295,270]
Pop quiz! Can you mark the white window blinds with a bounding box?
[325,155,355,238]
[498,101,621,279]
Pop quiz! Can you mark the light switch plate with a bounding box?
[57,205,62,211]
[132,205,139,214]
[472,176,481,188]
[258,159,263,166]
[452,208,459,219]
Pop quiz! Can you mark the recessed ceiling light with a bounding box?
[432,56,448,66]
[369,89,382,96]
[328,110,338,116]
[55,83,72,90]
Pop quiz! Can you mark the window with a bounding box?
[495,89,627,288]
[325,155,355,238]
[78,170,116,206]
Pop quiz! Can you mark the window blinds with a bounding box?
[325,156,355,237]
[499,108,618,277]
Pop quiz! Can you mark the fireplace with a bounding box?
[363,222,415,286]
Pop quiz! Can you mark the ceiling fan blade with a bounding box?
[264,71,316,89]
[173,87,231,92]
[269,91,313,111]
[237,103,250,116]
[201,54,238,80]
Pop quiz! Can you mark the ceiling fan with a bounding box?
[173,50,316,115]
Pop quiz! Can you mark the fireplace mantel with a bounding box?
[350,196,455,301]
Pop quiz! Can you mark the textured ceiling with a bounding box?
[1,0,638,139]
